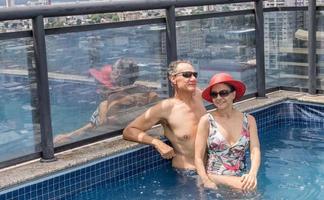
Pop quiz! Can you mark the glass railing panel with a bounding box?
[0,0,51,7]
[177,14,256,99]
[264,1,308,8]
[47,24,167,146]
[0,19,32,33]
[317,10,324,90]
[264,11,308,89]
[175,3,254,16]
[0,38,41,162]
[46,9,165,28]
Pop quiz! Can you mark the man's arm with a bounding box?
[54,98,111,145]
[123,100,175,159]
[54,123,94,144]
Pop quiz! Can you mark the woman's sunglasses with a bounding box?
[210,89,234,98]
[174,71,198,78]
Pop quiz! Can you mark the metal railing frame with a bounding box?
[32,15,56,161]
[0,0,321,168]
[0,0,253,20]
[308,0,317,95]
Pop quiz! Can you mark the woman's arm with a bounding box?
[208,174,243,190]
[195,115,217,189]
[241,115,261,190]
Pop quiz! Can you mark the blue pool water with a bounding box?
[258,125,324,200]
[0,101,323,200]
[66,167,259,200]
[64,124,324,200]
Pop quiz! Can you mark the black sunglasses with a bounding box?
[210,89,234,98]
[174,71,198,78]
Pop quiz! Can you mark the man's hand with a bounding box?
[153,139,175,159]
[54,134,71,144]
[241,173,257,191]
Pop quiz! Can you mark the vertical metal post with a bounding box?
[166,5,177,97]
[308,0,317,94]
[254,0,266,98]
[32,15,56,162]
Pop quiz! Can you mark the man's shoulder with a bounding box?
[148,98,180,115]
[156,98,176,108]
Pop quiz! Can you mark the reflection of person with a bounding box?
[54,58,159,144]
[123,60,206,170]
[195,73,261,191]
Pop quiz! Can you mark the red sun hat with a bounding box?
[202,72,246,103]
[89,65,113,89]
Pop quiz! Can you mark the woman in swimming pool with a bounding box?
[195,72,261,191]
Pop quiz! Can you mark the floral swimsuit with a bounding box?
[206,113,250,176]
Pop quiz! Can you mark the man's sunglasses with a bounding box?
[210,89,234,98]
[174,71,198,78]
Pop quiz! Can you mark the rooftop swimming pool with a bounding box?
[0,100,323,200]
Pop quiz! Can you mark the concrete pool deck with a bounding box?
[1,90,324,191]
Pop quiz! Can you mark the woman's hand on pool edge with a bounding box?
[152,139,175,159]
[241,173,257,191]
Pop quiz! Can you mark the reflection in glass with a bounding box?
[177,15,256,95]
[0,19,32,33]
[264,1,308,8]
[175,3,254,16]
[45,9,165,28]
[264,11,308,89]
[0,38,41,162]
[317,11,324,90]
[47,25,167,146]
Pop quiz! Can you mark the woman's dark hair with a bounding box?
[224,83,235,92]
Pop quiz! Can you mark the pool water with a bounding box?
[64,123,324,200]
[66,167,260,200]
[259,125,324,200]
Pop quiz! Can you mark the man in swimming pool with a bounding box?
[123,60,206,170]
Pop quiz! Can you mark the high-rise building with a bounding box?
[5,0,15,7]
[264,0,308,87]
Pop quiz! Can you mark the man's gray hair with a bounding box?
[113,58,139,86]
[167,60,193,76]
